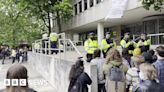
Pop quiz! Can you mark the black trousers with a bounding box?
[98,84,106,92]
[86,53,93,62]
[12,57,16,64]
[2,56,5,64]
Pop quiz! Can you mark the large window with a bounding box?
[74,4,77,15]
[79,1,82,13]
[84,0,88,10]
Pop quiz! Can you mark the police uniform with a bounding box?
[137,38,151,52]
[84,37,98,62]
[101,38,116,58]
[49,32,58,54]
[120,39,136,55]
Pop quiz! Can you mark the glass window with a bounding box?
[74,4,77,15]
[84,0,87,10]
[96,0,101,4]
[79,1,82,13]
[90,0,93,7]
[159,18,164,33]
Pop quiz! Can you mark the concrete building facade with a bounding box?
[57,0,164,45]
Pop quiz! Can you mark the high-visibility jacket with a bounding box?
[137,39,151,47]
[101,39,117,53]
[49,33,58,42]
[137,39,151,52]
[120,39,136,55]
[84,38,98,54]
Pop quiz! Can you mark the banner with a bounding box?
[105,0,129,20]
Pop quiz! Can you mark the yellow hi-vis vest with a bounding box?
[84,38,98,54]
[120,39,136,55]
[101,39,117,53]
[137,39,151,47]
[49,33,58,42]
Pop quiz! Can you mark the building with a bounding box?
[55,0,164,45]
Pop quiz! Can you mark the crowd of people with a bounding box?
[68,32,164,92]
[0,46,28,65]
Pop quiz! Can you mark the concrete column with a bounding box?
[97,22,104,48]
[93,0,96,6]
[87,0,90,9]
[82,0,85,12]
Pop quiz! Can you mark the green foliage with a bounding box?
[142,0,164,11]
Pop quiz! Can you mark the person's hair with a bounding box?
[68,59,84,91]
[106,48,122,64]
[122,48,131,62]
[93,49,101,58]
[139,63,157,80]
[5,64,28,92]
[156,46,164,57]
[131,56,143,68]
[148,49,155,56]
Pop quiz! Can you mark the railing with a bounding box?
[133,33,164,45]
[32,32,85,62]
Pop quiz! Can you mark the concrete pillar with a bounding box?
[87,0,90,9]
[82,0,85,12]
[93,0,96,6]
[97,22,104,48]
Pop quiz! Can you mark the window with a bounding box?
[84,0,87,10]
[96,0,101,4]
[79,1,82,13]
[74,4,77,15]
[159,18,164,33]
[90,0,93,7]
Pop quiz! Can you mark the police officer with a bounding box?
[101,32,116,58]
[137,33,151,53]
[120,32,136,56]
[84,32,98,62]
[49,32,58,54]
[42,33,48,54]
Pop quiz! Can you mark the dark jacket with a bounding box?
[68,72,92,92]
[132,80,164,92]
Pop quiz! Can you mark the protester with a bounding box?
[153,46,164,86]
[122,48,132,68]
[4,64,36,92]
[148,49,157,63]
[11,48,16,64]
[1,47,7,64]
[132,63,164,92]
[142,52,153,64]
[126,56,144,92]
[91,49,106,92]
[68,59,92,92]
[103,48,128,92]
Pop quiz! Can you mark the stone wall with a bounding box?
[28,52,97,92]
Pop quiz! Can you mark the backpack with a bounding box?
[106,63,126,92]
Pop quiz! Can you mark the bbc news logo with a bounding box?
[4,79,48,87]
[4,79,26,86]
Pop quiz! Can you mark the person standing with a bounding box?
[120,32,136,56]
[49,32,58,54]
[137,33,151,53]
[42,33,49,54]
[91,49,106,92]
[153,46,164,86]
[11,48,16,64]
[132,63,164,92]
[84,32,98,62]
[1,47,7,65]
[101,32,116,58]
[68,59,92,92]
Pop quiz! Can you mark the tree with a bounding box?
[141,0,164,11]
[14,0,73,34]
[0,0,42,47]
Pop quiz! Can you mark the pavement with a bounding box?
[0,58,55,92]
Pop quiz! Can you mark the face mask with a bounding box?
[139,71,145,80]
